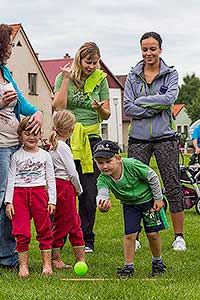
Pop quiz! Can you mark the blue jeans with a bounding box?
[0,146,19,267]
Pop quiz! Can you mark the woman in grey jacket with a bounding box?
[124,32,186,251]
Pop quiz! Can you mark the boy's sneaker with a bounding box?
[172,236,186,251]
[152,260,166,277]
[85,246,94,253]
[135,240,141,251]
[116,265,134,279]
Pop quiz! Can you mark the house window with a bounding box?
[183,125,188,135]
[28,73,37,95]
[177,125,181,133]
[101,124,108,140]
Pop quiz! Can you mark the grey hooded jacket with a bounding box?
[123,58,179,141]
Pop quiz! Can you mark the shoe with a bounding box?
[135,240,141,251]
[116,265,134,279]
[85,246,94,253]
[152,260,166,276]
[172,236,186,251]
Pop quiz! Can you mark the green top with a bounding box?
[54,71,109,126]
[97,158,160,205]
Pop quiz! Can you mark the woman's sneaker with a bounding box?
[116,265,134,279]
[172,236,186,251]
[152,260,166,276]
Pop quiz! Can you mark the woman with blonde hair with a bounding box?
[49,110,85,268]
[53,42,110,252]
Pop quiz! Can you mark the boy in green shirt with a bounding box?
[93,140,168,278]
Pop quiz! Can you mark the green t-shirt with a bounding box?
[54,73,109,126]
[97,158,153,205]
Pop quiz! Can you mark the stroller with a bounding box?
[179,152,200,214]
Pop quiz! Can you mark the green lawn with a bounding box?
[0,155,200,300]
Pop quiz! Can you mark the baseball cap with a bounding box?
[93,140,120,159]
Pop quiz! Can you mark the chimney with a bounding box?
[64,53,70,59]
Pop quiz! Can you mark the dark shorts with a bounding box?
[123,200,169,235]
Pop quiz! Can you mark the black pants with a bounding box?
[75,138,101,249]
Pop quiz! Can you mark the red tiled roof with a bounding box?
[10,23,21,38]
[173,104,185,117]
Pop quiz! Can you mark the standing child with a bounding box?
[93,140,168,278]
[49,110,85,269]
[5,116,56,278]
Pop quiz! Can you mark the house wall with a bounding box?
[102,88,123,150]
[122,121,129,152]
[7,29,53,139]
[175,108,192,135]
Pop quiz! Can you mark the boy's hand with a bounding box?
[48,204,56,214]
[98,199,111,213]
[153,200,163,212]
[5,203,15,220]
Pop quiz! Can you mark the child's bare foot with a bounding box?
[19,266,29,278]
[42,266,53,276]
[18,252,29,278]
[52,259,72,270]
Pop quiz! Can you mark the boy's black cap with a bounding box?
[93,140,120,159]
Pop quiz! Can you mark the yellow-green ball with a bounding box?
[74,261,88,276]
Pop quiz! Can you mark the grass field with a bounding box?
[0,155,200,300]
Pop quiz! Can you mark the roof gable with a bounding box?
[173,104,185,117]
[9,23,53,92]
[10,23,21,38]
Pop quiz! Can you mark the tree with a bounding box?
[186,91,200,123]
[176,73,200,105]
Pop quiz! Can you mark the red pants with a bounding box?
[52,179,84,248]
[12,186,53,252]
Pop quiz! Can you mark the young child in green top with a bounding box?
[93,140,168,278]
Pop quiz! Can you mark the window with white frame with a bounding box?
[101,124,108,140]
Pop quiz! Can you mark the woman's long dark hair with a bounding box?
[0,24,13,65]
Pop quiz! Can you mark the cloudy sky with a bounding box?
[2,0,200,83]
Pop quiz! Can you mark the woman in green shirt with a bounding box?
[53,42,110,253]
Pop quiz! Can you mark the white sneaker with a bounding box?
[85,246,94,253]
[135,240,141,251]
[172,236,186,251]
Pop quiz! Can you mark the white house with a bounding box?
[7,24,53,138]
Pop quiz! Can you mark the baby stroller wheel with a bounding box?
[195,199,200,215]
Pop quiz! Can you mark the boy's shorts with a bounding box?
[122,200,169,235]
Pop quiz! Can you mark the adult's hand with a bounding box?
[60,63,72,80]
[0,90,18,107]
[26,110,43,133]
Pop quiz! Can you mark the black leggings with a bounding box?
[75,137,101,248]
[128,139,184,213]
